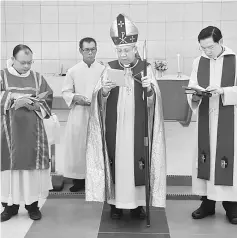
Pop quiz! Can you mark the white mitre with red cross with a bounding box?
[110,13,139,46]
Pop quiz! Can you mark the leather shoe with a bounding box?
[28,207,42,220]
[1,204,19,222]
[222,201,237,225]
[25,201,42,220]
[226,212,237,225]
[130,206,146,219]
[110,205,123,220]
[192,197,215,219]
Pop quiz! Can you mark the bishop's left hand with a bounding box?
[141,76,152,92]
[206,85,224,96]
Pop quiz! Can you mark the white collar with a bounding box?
[8,66,31,77]
[81,59,97,68]
[6,59,31,77]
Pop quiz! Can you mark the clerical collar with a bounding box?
[119,59,139,69]
[8,66,31,78]
[83,59,96,68]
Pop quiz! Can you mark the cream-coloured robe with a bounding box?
[62,60,105,179]
[188,46,237,201]
[86,64,167,208]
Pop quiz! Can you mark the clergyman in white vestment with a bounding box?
[86,14,166,220]
[62,38,105,192]
[187,26,237,225]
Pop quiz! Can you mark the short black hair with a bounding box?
[13,44,33,57]
[79,37,97,49]
[198,26,222,43]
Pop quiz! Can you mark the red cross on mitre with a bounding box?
[110,14,139,46]
[118,20,125,28]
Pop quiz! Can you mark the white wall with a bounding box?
[1,0,237,75]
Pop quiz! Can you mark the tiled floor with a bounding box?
[0,200,47,238]
[1,199,236,238]
[98,204,170,238]
[166,201,237,238]
[25,199,102,238]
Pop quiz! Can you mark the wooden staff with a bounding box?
[143,40,151,227]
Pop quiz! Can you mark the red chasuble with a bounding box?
[1,69,53,171]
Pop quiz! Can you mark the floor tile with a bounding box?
[1,199,47,238]
[2,199,237,238]
[171,235,236,238]
[25,199,103,238]
[98,233,170,238]
[166,200,237,238]
[98,204,170,235]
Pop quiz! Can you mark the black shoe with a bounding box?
[226,212,237,225]
[1,204,19,222]
[110,205,123,220]
[222,201,237,225]
[192,196,216,219]
[25,201,42,221]
[28,207,42,220]
[130,206,146,219]
[69,185,84,192]
[69,179,85,192]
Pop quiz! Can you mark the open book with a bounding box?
[182,86,212,97]
[14,92,48,101]
[107,68,126,87]
[13,92,49,110]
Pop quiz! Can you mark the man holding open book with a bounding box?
[85,14,166,220]
[1,44,53,222]
[187,26,237,225]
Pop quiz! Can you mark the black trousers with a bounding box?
[72,179,85,186]
[202,196,237,212]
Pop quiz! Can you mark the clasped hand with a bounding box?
[206,85,224,96]
[192,85,224,102]
[14,97,40,111]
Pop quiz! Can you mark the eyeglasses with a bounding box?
[15,59,34,66]
[81,47,97,53]
[199,43,219,52]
